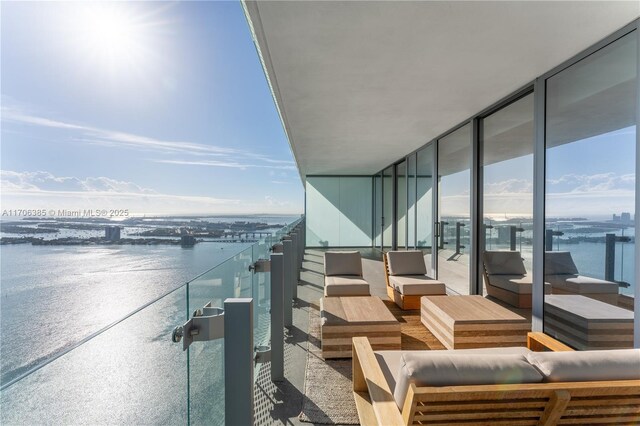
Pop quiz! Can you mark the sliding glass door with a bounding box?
[436,124,471,295]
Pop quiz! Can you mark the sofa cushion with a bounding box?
[393,352,543,409]
[375,347,533,398]
[388,275,446,296]
[387,251,427,275]
[546,274,619,294]
[483,251,527,275]
[545,251,579,275]
[324,251,362,276]
[527,349,640,382]
[324,276,370,297]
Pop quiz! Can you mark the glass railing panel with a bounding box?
[0,286,188,424]
[186,245,253,426]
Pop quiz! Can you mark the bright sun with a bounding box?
[67,3,157,76]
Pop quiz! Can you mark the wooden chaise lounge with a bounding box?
[384,251,446,310]
[352,333,640,425]
[323,251,370,297]
[482,250,546,308]
[545,251,619,304]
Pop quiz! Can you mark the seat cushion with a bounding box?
[375,347,533,398]
[324,276,370,296]
[386,251,427,275]
[545,251,579,275]
[393,352,543,409]
[483,251,527,275]
[388,275,446,296]
[324,251,362,276]
[547,274,619,294]
[487,274,532,294]
[527,349,640,382]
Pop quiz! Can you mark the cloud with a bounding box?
[484,179,533,195]
[1,106,296,170]
[1,171,157,194]
[153,159,297,170]
[547,172,635,194]
[0,170,302,215]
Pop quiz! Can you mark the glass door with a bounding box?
[396,160,407,249]
[382,166,394,250]
[417,144,435,275]
[436,123,472,294]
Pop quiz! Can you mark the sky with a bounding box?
[1,1,304,216]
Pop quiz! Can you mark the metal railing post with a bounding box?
[270,252,284,381]
[290,232,299,299]
[224,298,253,426]
[510,226,517,251]
[282,238,293,327]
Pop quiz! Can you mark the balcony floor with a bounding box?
[254,248,531,425]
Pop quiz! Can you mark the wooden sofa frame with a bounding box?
[352,333,640,425]
[383,253,425,310]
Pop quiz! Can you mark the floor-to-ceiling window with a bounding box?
[383,166,394,249]
[417,144,434,274]
[437,123,472,294]
[481,93,534,303]
[374,173,382,249]
[544,30,637,349]
[396,160,407,249]
[407,154,417,249]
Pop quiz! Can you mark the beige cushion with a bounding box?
[527,349,640,382]
[545,251,579,275]
[324,251,362,276]
[393,352,543,409]
[387,251,427,275]
[487,274,532,294]
[483,251,527,275]
[324,276,370,296]
[388,275,446,296]
[547,274,619,294]
[375,347,533,398]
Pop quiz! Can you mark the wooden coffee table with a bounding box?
[421,295,529,349]
[320,296,400,359]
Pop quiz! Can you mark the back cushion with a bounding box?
[393,353,543,409]
[323,251,362,276]
[527,349,640,382]
[387,251,427,276]
[483,251,527,275]
[544,251,579,275]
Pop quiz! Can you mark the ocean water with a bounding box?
[0,242,251,387]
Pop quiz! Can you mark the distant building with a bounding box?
[613,214,620,222]
[105,226,121,241]
[621,212,632,223]
[181,235,196,247]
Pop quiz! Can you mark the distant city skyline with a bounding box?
[1,1,304,215]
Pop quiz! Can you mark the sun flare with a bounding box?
[67,3,158,76]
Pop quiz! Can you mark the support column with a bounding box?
[224,298,253,426]
[270,252,284,381]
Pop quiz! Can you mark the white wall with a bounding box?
[306,177,373,247]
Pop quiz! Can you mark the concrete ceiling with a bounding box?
[244,1,639,179]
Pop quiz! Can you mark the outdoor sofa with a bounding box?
[352,333,640,425]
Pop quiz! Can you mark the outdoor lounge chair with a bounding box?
[482,250,550,308]
[384,251,446,310]
[545,251,619,304]
[323,251,370,297]
[352,333,640,425]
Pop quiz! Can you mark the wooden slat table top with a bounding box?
[545,295,633,321]
[423,295,527,324]
[322,296,398,325]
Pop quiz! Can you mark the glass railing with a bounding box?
[0,217,303,425]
